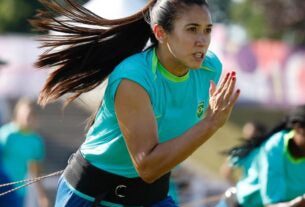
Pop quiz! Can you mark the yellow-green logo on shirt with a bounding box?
[196,101,205,118]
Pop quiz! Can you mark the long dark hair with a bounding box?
[225,120,288,159]
[31,0,209,106]
[226,105,305,159]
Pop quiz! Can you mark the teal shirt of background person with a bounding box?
[258,130,305,205]
[0,123,45,196]
[230,148,263,207]
[80,47,222,178]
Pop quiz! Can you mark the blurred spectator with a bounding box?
[0,59,11,126]
[220,121,266,185]
[241,121,267,141]
[0,98,49,207]
[217,105,305,207]
[0,138,22,206]
[0,98,11,126]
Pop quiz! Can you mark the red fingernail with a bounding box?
[237,89,240,93]
[232,71,236,76]
[232,77,236,81]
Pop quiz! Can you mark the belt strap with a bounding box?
[63,150,170,206]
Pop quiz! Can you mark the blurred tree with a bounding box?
[0,0,41,33]
[208,0,232,23]
[0,0,89,33]
[230,0,305,46]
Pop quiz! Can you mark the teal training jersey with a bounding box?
[233,148,263,207]
[0,123,45,196]
[235,130,305,206]
[259,130,305,205]
[80,48,222,178]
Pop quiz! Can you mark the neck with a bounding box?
[156,46,189,77]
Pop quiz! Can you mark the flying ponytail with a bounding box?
[30,0,157,106]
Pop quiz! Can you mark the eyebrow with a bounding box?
[185,23,213,27]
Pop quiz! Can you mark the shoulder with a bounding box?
[263,130,286,151]
[106,49,155,102]
[0,123,17,137]
[201,50,222,73]
[109,49,153,81]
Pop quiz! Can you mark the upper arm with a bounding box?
[114,79,158,171]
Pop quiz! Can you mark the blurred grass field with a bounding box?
[186,105,286,178]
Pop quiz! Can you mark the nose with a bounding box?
[195,33,210,47]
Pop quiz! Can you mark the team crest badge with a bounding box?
[196,101,205,118]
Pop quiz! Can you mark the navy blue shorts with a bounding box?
[55,176,178,207]
[0,171,24,207]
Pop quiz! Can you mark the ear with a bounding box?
[152,24,167,44]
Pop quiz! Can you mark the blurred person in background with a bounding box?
[31,0,240,206]
[0,97,11,126]
[217,105,305,207]
[220,121,266,185]
[0,59,11,126]
[0,98,49,207]
[0,58,18,206]
[0,135,22,206]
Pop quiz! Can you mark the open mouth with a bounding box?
[193,52,204,62]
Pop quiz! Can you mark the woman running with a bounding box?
[31,0,240,206]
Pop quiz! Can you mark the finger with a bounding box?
[223,73,237,102]
[218,71,236,96]
[216,72,230,94]
[228,89,240,108]
[209,80,216,96]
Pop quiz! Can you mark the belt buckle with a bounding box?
[115,184,127,198]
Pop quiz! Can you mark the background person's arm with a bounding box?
[29,162,49,207]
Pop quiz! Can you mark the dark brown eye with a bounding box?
[205,28,212,33]
[187,27,197,32]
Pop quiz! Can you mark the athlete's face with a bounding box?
[15,105,36,130]
[163,5,212,71]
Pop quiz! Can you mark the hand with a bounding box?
[205,71,240,128]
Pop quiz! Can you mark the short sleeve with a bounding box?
[107,54,154,103]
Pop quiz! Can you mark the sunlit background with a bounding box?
[0,0,304,206]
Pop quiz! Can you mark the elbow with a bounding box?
[138,171,158,184]
[135,160,159,184]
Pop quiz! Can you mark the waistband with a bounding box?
[63,150,170,206]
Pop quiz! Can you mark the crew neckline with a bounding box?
[152,48,190,82]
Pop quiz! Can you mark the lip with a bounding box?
[192,52,205,62]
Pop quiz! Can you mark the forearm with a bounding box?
[135,117,219,183]
[29,162,49,207]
